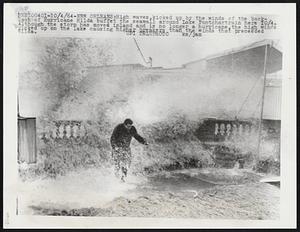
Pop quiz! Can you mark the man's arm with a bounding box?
[131,126,147,145]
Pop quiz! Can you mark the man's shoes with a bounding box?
[114,170,120,179]
[121,176,125,183]
[121,167,128,177]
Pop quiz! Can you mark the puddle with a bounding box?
[142,170,215,192]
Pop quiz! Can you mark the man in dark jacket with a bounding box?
[110,118,148,181]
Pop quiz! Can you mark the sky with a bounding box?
[18,29,281,118]
[19,29,281,70]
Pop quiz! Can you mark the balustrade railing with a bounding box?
[40,119,260,143]
[40,120,87,140]
[196,119,259,142]
[214,122,257,138]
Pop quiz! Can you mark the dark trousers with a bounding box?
[111,147,132,178]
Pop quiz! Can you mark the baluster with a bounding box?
[66,124,71,138]
[220,123,225,136]
[73,124,79,138]
[69,122,74,138]
[232,124,237,136]
[58,124,64,138]
[226,124,231,136]
[63,123,68,138]
[77,124,81,138]
[79,124,86,137]
[214,123,219,135]
[51,128,57,139]
[238,124,243,135]
[82,125,87,137]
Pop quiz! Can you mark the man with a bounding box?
[110,118,148,182]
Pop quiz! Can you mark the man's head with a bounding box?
[124,118,133,130]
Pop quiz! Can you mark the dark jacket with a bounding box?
[110,123,146,149]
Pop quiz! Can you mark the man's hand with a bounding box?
[113,147,119,151]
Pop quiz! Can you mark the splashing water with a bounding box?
[17,167,147,215]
